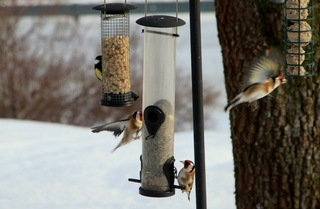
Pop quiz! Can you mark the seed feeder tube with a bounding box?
[93,3,139,106]
[136,15,185,198]
[283,0,314,77]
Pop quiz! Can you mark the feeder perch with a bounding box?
[128,156,183,193]
[93,3,139,106]
[135,15,185,198]
[283,0,314,77]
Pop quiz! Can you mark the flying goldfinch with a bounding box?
[224,55,287,112]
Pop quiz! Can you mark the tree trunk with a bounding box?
[215,0,320,208]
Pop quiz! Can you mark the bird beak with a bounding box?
[278,75,287,84]
[180,161,184,164]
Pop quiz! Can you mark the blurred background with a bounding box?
[0,0,228,132]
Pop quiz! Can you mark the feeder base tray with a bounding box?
[100,91,139,107]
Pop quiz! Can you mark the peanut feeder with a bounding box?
[93,3,138,106]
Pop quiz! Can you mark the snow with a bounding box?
[0,8,235,209]
[0,119,235,209]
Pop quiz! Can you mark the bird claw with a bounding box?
[174,167,177,178]
[180,186,186,192]
[134,133,142,140]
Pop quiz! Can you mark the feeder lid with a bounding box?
[136,15,185,28]
[92,3,137,14]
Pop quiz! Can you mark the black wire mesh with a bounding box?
[101,13,131,95]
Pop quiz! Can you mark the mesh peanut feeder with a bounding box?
[93,2,139,106]
[283,0,314,77]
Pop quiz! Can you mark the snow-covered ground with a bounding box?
[0,119,234,209]
[1,6,235,209]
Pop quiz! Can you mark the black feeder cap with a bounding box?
[92,3,137,14]
[136,15,185,28]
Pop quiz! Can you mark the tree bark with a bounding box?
[215,0,320,208]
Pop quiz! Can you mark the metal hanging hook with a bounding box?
[176,0,178,21]
[103,0,107,17]
[144,0,179,20]
[144,0,147,17]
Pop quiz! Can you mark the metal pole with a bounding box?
[189,0,207,208]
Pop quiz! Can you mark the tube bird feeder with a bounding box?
[93,2,139,106]
[136,15,185,197]
[283,0,314,77]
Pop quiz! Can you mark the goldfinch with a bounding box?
[91,111,143,152]
[224,55,286,112]
[177,160,195,201]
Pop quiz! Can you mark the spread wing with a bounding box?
[242,53,282,91]
[91,119,129,137]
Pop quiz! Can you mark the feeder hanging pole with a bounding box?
[189,0,207,209]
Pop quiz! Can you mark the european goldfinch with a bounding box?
[91,111,143,152]
[177,160,195,201]
[224,55,286,112]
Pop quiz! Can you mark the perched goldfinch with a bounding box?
[94,55,102,81]
[91,111,143,152]
[177,160,195,201]
[224,55,287,112]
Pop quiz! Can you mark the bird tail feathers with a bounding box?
[111,139,129,153]
[224,93,242,112]
[112,144,120,153]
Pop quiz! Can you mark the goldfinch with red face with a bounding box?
[224,55,287,112]
[91,111,143,152]
[177,160,195,201]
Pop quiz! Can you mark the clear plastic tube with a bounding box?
[141,26,177,194]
